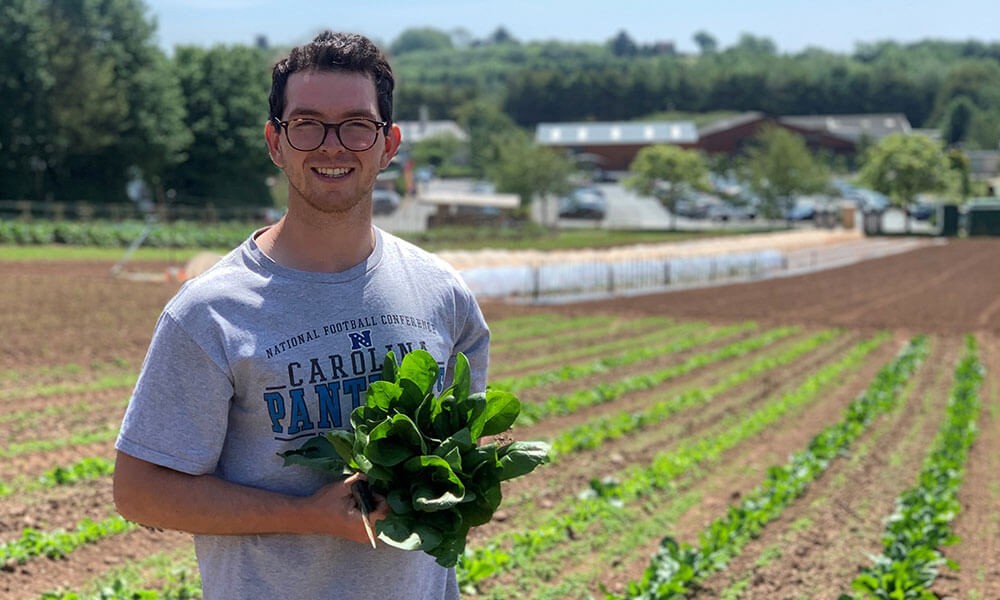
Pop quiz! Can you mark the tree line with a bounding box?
[1,2,997,210]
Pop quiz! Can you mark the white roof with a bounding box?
[535,121,698,146]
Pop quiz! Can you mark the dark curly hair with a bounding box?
[269,31,394,130]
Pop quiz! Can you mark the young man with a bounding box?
[113,31,489,599]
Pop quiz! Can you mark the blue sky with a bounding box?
[144,0,999,55]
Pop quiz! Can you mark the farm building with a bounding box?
[535,112,912,171]
[534,120,699,171]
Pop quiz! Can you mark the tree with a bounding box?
[608,30,638,57]
[408,132,466,170]
[165,44,274,207]
[693,30,718,54]
[947,148,972,199]
[624,145,709,229]
[453,99,518,178]
[1,0,189,203]
[858,133,954,227]
[966,108,1000,150]
[0,0,52,200]
[485,27,517,45]
[941,96,975,146]
[931,59,1000,121]
[389,27,453,56]
[730,33,778,56]
[485,129,573,213]
[744,125,829,219]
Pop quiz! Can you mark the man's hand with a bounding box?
[305,472,388,546]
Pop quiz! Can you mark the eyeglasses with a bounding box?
[273,117,386,152]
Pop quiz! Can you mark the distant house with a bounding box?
[778,113,912,146]
[697,111,856,156]
[534,120,698,171]
[696,112,772,155]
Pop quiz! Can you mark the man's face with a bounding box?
[265,69,400,217]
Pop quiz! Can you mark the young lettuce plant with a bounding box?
[280,349,549,568]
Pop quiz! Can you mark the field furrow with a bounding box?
[930,331,1000,599]
[688,335,960,599]
[467,332,898,597]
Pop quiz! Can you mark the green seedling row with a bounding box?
[844,334,983,600]
[0,426,117,459]
[489,314,609,343]
[497,321,760,395]
[3,373,137,403]
[547,328,845,457]
[457,332,886,594]
[490,318,708,377]
[517,325,796,425]
[40,546,201,600]
[1,456,117,499]
[1,515,134,566]
[611,335,929,599]
[490,316,674,362]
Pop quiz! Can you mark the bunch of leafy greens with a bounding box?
[280,349,550,567]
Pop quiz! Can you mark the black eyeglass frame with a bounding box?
[271,116,388,152]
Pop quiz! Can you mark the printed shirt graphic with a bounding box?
[115,228,487,600]
[262,312,445,445]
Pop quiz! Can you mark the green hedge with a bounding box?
[0,219,257,249]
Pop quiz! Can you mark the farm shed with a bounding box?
[965,199,1000,236]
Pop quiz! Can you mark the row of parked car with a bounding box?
[557,187,608,219]
[673,179,936,224]
[371,174,937,226]
[833,180,935,220]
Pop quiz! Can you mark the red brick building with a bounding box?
[535,112,912,171]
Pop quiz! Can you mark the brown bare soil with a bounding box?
[1,236,999,599]
[537,237,1000,336]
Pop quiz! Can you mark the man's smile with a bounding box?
[313,166,353,179]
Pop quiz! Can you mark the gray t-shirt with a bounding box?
[116,227,489,599]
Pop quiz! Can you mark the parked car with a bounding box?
[785,199,817,221]
[558,187,607,219]
[372,188,401,215]
[672,190,720,219]
[844,187,889,212]
[907,201,934,220]
[707,202,756,221]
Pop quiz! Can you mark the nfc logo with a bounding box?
[348,330,373,350]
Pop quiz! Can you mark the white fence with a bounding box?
[459,250,786,302]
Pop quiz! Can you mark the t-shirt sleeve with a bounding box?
[116,311,234,476]
[452,286,491,393]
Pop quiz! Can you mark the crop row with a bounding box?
[845,335,983,599]
[609,337,982,599]
[515,324,787,423]
[0,219,253,249]
[0,457,116,498]
[489,316,673,366]
[1,516,133,566]
[546,328,845,456]
[458,331,888,597]
[491,320,721,379]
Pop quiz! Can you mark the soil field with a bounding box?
[1,236,998,599]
